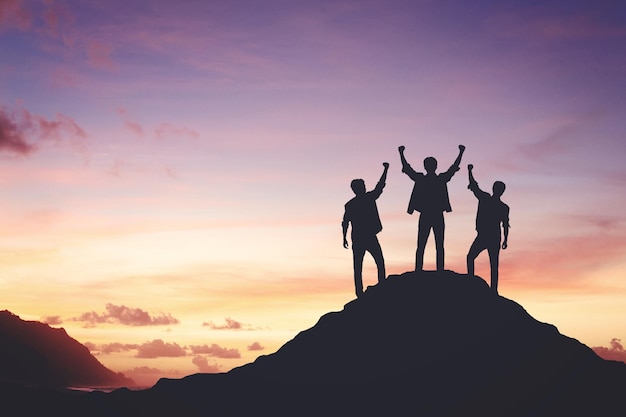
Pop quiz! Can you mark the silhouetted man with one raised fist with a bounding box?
[342,162,389,298]
[399,145,465,272]
[466,164,510,295]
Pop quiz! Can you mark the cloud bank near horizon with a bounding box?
[73,304,179,327]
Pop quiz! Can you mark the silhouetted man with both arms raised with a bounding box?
[342,162,389,298]
[466,164,510,295]
[399,145,465,272]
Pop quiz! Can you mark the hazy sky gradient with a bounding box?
[1,0,625,386]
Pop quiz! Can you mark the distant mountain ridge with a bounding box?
[0,310,134,389]
[2,271,626,416]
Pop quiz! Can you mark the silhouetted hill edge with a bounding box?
[0,310,134,389]
[139,271,626,416]
[2,271,626,416]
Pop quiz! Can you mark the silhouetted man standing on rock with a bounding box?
[342,162,389,298]
[466,164,509,295]
[399,145,465,272]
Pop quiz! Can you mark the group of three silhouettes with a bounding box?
[342,145,510,297]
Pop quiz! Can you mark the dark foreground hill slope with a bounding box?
[3,271,626,416]
[0,310,134,389]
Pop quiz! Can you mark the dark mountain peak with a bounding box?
[3,271,626,416]
[231,271,557,379]
[151,270,626,416]
[0,310,70,340]
[0,309,134,389]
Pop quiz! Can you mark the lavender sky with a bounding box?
[1,0,625,386]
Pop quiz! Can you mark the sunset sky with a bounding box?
[1,0,625,387]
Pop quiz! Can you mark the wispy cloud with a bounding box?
[592,338,626,363]
[0,0,32,31]
[0,107,36,155]
[135,339,186,358]
[0,105,86,156]
[154,122,199,140]
[202,317,252,330]
[189,344,241,359]
[0,1,113,72]
[87,40,117,71]
[247,341,264,351]
[41,315,62,325]
[0,0,77,57]
[88,339,242,361]
[192,356,221,373]
[116,107,144,137]
[74,303,179,327]
[41,1,76,42]
[97,342,140,354]
[116,109,199,147]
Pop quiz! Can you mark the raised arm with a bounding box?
[468,163,477,188]
[371,162,389,197]
[452,144,465,169]
[439,144,465,181]
[398,145,419,179]
[398,146,409,172]
[379,162,389,184]
[467,163,487,199]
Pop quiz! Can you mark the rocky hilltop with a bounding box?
[3,271,626,416]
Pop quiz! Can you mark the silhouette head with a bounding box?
[492,181,506,197]
[350,179,366,195]
[423,157,437,173]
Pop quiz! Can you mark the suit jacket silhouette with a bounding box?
[403,164,459,214]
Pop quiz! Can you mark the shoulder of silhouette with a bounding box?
[402,164,423,180]
[439,165,460,181]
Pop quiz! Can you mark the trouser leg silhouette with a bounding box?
[433,216,445,272]
[467,235,500,294]
[487,244,500,294]
[415,215,430,271]
[416,212,444,272]
[352,246,365,297]
[368,238,386,283]
[466,236,484,278]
